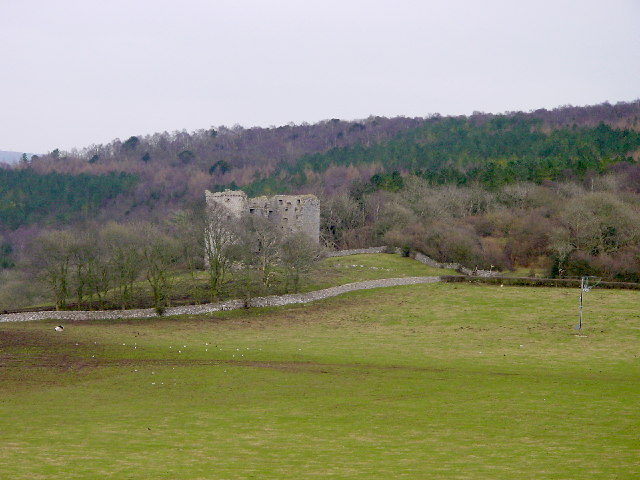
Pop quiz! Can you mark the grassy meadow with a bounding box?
[1,279,639,478]
[305,253,457,286]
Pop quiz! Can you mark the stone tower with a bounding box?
[205,189,320,243]
[205,190,247,218]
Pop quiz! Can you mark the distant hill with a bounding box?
[1,99,639,231]
[2,100,640,290]
[0,151,37,164]
[246,115,640,194]
[0,169,138,230]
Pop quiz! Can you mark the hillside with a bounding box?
[245,116,640,194]
[1,100,640,295]
[1,100,639,230]
[0,169,137,230]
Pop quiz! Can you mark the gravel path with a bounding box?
[0,276,441,323]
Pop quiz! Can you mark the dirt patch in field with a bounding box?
[0,329,63,348]
[99,358,341,373]
[1,350,433,374]
[1,328,518,379]
[0,328,106,373]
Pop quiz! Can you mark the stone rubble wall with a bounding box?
[0,277,440,323]
[325,246,388,257]
[325,246,498,277]
[1,245,496,323]
[411,251,499,277]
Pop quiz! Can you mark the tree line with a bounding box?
[2,100,640,306]
[244,117,640,194]
[2,203,322,312]
[0,169,138,229]
[6,101,640,226]
[320,168,640,282]
[1,101,637,239]
[2,167,639,311]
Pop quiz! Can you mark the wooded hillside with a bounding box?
[1,100,640,309]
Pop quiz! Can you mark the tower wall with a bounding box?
[205,190,247,218]
[205,190,320,243]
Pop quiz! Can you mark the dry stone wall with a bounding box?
[411,251,499,277]
[0,277,441,323]
[326,246,499,277]
[325,246,388,257]
[0,247,496,324]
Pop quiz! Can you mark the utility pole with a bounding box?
[577,276,601,332]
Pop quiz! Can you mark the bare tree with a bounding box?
[170,205,206,301]
[203,202,236,300]
[558,192,640,254]
[236,215,281,289]
[27,230,75,310]
[321,194,364,248]
[68,228,98,306]
[85,237,112,309]
[138,223,180,314]
[101,222,144,309]
[279,233,324,291]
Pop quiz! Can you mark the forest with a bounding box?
[243,117,640,194]
[0,169,138,229]
[1,100,639,309]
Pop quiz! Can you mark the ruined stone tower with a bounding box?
[205,190,320,243]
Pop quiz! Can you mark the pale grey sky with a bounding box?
[1,0,639,153]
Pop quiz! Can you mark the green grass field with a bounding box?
[1,282,639,479]
[305,253,457,287]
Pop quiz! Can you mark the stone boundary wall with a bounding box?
[0,246,496,323]
[411,251,499,277]
[325,246,498,277]
[0,277,440,323]
[325,246,388,257]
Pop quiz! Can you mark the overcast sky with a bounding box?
[1,0,639,154]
